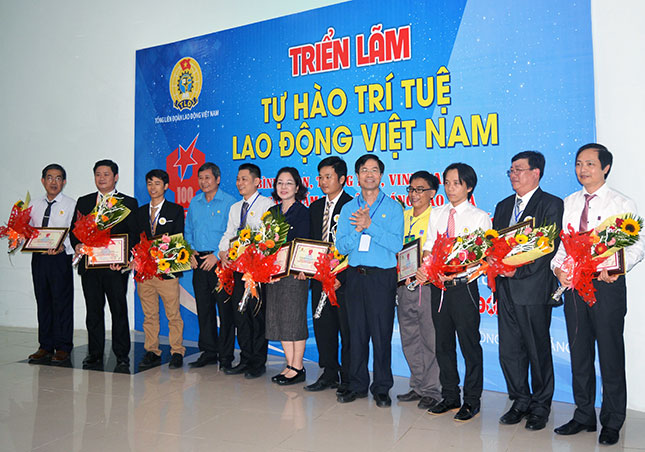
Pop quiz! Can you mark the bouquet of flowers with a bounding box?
[553,213,642,306]
[229,209,291,313]
[485,223,558,292]
[130,233,193,282]
[0,193,36,253]
[312,246,348,319]
[215,261,235,296]
[72,194,131,265]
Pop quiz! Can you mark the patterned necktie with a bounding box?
[509,197,523,227]
[446,208,456,237]
[150,205,159,236]
[240,201,249,228]
[322,200,332,241]
[42,200,56,227]
[579,193,596,231]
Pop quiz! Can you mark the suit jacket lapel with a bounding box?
[520,188,543,223]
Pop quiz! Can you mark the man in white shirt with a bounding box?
[551,144,645,446]
[28,164,76,365]
[417,163,492,422]
[218,163,274,379]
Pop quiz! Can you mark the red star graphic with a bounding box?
[173,134,199,180]
[180,58,192,71]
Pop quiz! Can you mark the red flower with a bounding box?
[475,236,483,245]
[595,243,608,255]
[258,242,267,251]
[467,251,477,261]
[536,231,544,237]
[449,258,461,266]
[616,218,624,227]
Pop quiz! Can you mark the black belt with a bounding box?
[197,250,214,255]
[353,265,393,275]
[444,276,470,288]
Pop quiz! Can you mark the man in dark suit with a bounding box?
[493,151,563,430]
[70,159,139,373]
[135,169,186,370]
[305,157,353,393]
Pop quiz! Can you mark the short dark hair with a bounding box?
[41,164,67,180]
[93,159,118,175]
[198,162,221,179]
[443,163,477,200]
[146,169,169,185]
[271,167,308,202]
[576,143,613,179]
[410,171,439,191]
[239,163,261,179]
[512,150,545,180]
[318,156,347,184]
[354,154,385,174]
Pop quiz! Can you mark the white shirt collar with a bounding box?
[516,186,539,206]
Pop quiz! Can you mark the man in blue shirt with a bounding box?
[184,162,235,368]
[335,154,404,407]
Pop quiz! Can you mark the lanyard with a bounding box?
[240,193,259,228]
[357,191,386,219]
[150,204,162,229]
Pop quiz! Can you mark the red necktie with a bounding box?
[579,193,596,232]
[447,208,456,237]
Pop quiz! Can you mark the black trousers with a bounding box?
[80,268,131,360]
[311,279,350,384]
[231,271,267,370]
[31,253,74,352]
[497,281,554,418]
[564,276,627,431]
[192,253,235,364]
[345,266,396,395]
[430,281,482,407]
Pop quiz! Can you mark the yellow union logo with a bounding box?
[169,57,202,111]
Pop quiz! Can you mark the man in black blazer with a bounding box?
[305,157,353,393]
[492,151,563,430]
[70,159,139,373]
[135,169,186,370]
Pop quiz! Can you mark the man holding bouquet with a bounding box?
[493,151,563,431]
[71,159,139,372]
[551,144,645,445]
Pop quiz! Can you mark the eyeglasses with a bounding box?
[406,186,434,194]
[359,167,380,175]
[276,181,295,187]
[506,168,533,177]
[45,176,64,182]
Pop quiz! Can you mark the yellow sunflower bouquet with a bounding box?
[589,213,642,259]
[150,233,194,276]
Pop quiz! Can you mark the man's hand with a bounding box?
[190,252,199,270]
[333,279,342,291]
[46,244,64,255]
[295,271,307,281]
[416,267,428,285]
[554,267,572,288]
[199,253,219,272]
[597,269,619,284]
[350,206,371,232]
[218,250,232,268]
[109,263,122,271]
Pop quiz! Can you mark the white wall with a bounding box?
[1,0,644,411]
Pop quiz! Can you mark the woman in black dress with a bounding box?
[265,167,310,385]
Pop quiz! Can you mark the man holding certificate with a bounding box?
[27,164,76,365]
[395,171,441,410]
[551,144,645,445]
[71,160,139,373]
[335,154,404,407]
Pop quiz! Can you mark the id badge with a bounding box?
[359,233,371,252]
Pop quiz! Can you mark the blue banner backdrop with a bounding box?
[134,0,596,405]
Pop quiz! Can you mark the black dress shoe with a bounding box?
[554,419,596,435]
[224,362,248,375]
[499,407,528,425]
[114,359,130,374]
[598,427,619,445]
[337,391,368,403]
[28,348,53,364]
[396,389,421,402]
[429,399,461,415]
[304,377,339,392]
[336,382,350,396]
[138,351,161,371]
[374,393,392,408]
[168,353,183,369]
[188,353,218,368]
[244,366,266,379]
[271,371,287,383]
[454,403,480,421]
[219,362,233,372]
[82,354,103,369]
[418,397,439,410]
[277,367,306,385]
[525,414,547,431]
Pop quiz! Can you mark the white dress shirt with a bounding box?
[29,192,76,255]
[322,190,343,240]
[551,183,645,272]
[218,191,275,252]
[423,201,492,253]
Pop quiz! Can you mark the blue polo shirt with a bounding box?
[185,189,235,252]
[336,191,404,268]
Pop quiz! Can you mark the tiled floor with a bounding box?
[1,327,644,452]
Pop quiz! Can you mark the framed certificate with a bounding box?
[497,218,535,238]
[594,249,625,277]
[271,241,293,279]
[397,238,420,285]
[22,227,68,253]
[289,239,332,276]
[85,234,129,268]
